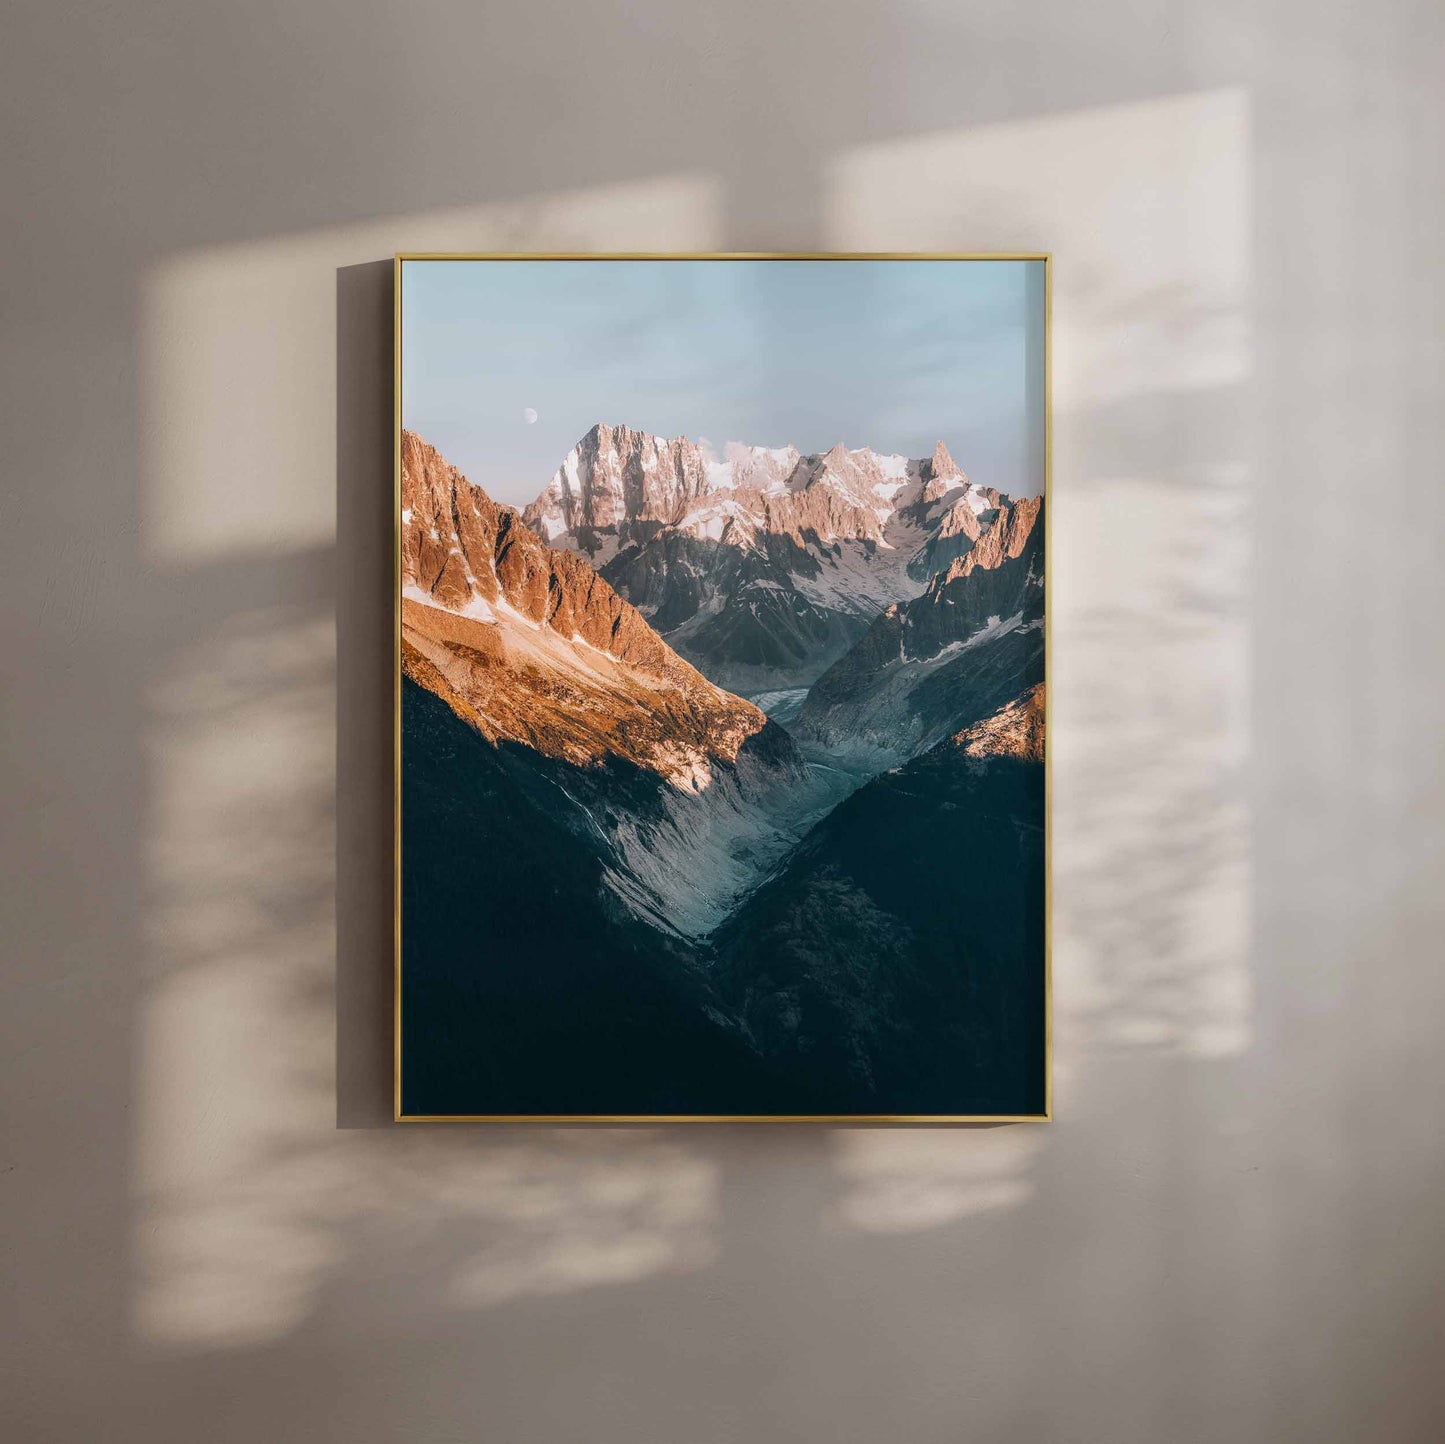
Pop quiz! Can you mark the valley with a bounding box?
[399,422,1046,1114]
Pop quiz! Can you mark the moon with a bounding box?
[522,407,538,424]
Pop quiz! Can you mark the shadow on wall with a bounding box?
[118,87,1264,1441]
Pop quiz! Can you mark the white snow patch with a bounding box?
[911,609,1024,660]
[678,497,759,542]
[403,582,497,624]
[973,610,1019,640]
[704,457,737,490]
[460,595,497,622]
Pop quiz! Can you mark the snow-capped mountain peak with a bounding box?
[521,424,967,548]
[520,424,1018,693]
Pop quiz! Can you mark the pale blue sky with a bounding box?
[401,258,1045,508]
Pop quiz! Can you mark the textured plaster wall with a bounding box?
[3,3,1442,1441]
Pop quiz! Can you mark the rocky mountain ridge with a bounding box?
[402,428,768,782]
[952,683,1046,761]
[522,423,1014,692]
[401,430,855,938]
[794,495,1044,762]
[708,681,1047,1113]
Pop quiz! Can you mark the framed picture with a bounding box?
[395,253,1049,1121]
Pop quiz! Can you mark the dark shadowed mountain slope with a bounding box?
[401,678,832,1115]
[710,686,1047,1116]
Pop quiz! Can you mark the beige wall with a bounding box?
[3,3,1442,1440]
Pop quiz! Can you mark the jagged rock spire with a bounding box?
[929,440,962,481]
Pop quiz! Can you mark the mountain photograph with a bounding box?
[397,256,1048,1118]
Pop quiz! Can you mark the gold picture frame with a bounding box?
[394,252,1051,1124]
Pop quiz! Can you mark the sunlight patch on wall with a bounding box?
[139,174,721,564]
[827,1128,1044,1234]
[827,90,1249,405]
[826,90,1254,1083]
[135,608,723,1347]
[135,608,341,1345]
[437,1138,719,1310]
